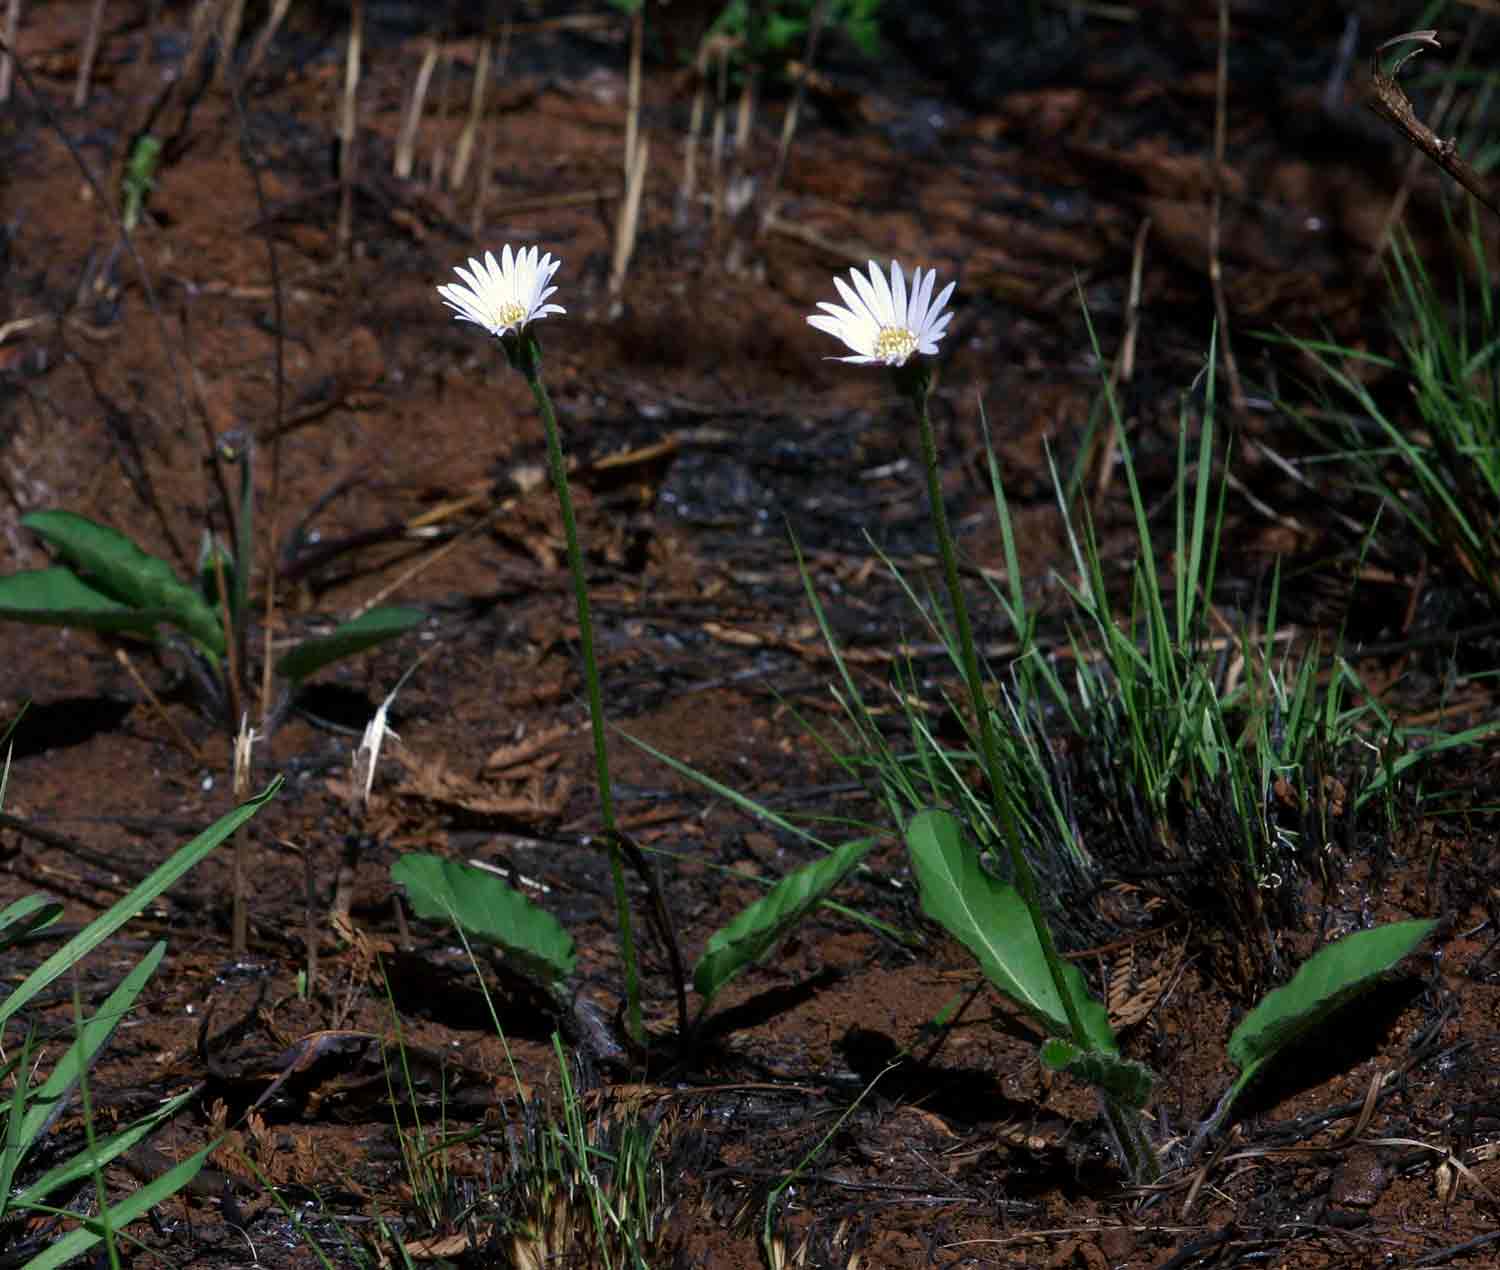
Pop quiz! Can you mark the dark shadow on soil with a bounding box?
[7,695,134,757]
[1234,975,1427,1122]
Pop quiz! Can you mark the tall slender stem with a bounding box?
[907,372,1087,1047]
[908,373,1157,1181]
[516,332,642,1046]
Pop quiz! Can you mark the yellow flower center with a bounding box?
[492,301,528,329]
[874,325,918,365]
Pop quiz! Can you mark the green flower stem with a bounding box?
[903,365,1089,1047]
[1101,1088,1159,1184]
[903,364,1158,1182]
[514,330,642,1046]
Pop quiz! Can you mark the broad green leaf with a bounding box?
[15,944,164,1155]
[906,809,1115,1051]
[1040,1037,1156,1109]
[0,895,63,950]
[0,568,167,635]
[276,605,426,682]
[20,1140,216,1270]
[392,854,576,989]
[694,837,875,1004]
[0,778,280,1032]
[1227,918,1436,1096]
[22,511,224,655]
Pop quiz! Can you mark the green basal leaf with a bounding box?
[21,510,225,655]
[0,568,169,635]
[1227,918,1437,1091]
[906,809,1115,1051]
[694,837,875,1004]
[1040,1037,1156,1109]
[276,605,426,682]
[392,854,577,990]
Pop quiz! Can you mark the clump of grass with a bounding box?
[0,722,279,1268]
[491,1040,668,1270]
[1282,218,1500,612]
[811,324,1492,969]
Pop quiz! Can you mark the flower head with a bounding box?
[806,260,955,367]
[437,245,565,339]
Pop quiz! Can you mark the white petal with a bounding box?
[832,275,874,325]
[928,278,955,322]
[889,261,908,323]
[906,267,932,329]
[860,261,894,325]
[849,264,887,325]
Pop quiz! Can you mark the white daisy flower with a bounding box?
[437,245,565,339]
[807,260,956,367]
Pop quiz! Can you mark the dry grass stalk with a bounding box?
[0,0,22,103]
[723,4,762,252]
[450,32,492,189]
[624,3,643,182]
[333,683,402,936]
[215,0,245,88]
[74,0,107,108]
[114,648,205,763]
[239,0,291,87]
[427,39,455,191]
[675,33,713,226]
[468,15,510,232]
[302,847,319,992]
[395,37,441,180]
[709,38,730,232]
[609,134,650,298]
[758,0,832,239]
[231,713,256,957]
[336,0,364,259]
[179,0,220,101]
[1091,215,1152,511]
[1208,0,1247,418]
[471,100,497,234]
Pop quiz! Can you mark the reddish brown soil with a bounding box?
[3,2,1500,1267]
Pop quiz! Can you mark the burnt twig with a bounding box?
[1364,30,1500,222]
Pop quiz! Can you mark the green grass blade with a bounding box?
[20,1141,216,1270]
[392,854,577,989]
[905,809,1114,1050]
[694,837,876,1004]
[17,943,165,1153]
[12,1091,193,1208]
[275,605,426,682]
[621,730,832,849]
[0,895,63,949]
[0,778,280,1031]
[0,1029,35,1206]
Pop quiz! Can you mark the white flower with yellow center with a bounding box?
[807,260,956,367]
[437,245,565,339]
